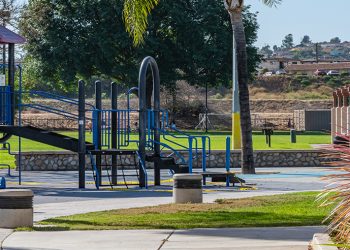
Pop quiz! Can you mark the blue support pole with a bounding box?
[225,136,231,187]
[202,136,206,185]
[18,65,22,185]
[188,137,193,173]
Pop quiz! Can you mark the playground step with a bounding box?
[98,165,138,167]
[0,125,94,152]
[146,155,176,165]
[88,149,137,155]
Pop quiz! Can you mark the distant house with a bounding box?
[285,62,350,75]
[259,58,300,73]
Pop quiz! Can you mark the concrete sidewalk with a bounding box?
[0,229,12,249]
[2,226,324,250]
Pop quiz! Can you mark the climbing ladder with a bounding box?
[88,149,146,189]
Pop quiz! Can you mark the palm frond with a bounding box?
[123,0,159,46]
[318,132,350,244]
[261,0,282,7]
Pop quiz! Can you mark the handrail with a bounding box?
[27,90,95,109]
[0,143,17,177]
[148,139,186,164]
[135,150,148,189]
[156,127,190,150]
[21,103,78,120]
[29,91,79,105]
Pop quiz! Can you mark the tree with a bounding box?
[123,0,282,174]
[273,45,278,52]
[0,0,23,73]
[260,45,273,57]
[300,35,311,46]
[282,34,294,49]
[0,0,22,27]
[330,37,341,44]
[19,0,261,95]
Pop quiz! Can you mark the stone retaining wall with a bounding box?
[15,150,328,171]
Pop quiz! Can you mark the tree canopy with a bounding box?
[330,37,341,44]
[300,35,311,46]
[19,0,261,94]
[282,34,294,49]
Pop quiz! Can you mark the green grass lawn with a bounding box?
[35,192,332,230]
[0,131,331,168]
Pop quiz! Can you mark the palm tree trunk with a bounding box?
[229,9,255,174]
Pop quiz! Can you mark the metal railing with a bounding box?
[0,86,12,125]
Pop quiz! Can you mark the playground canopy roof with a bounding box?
[0,26,26,44]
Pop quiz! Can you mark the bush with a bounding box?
[323,76,332,82]
[212,93,224,99]
[300,79,311,86]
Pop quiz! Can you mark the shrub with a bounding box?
[300,79,311,86]
[212,93,224,99]
[324,76,332,82]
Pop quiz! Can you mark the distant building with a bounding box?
[259,56,350,75]
[285,62,350,75]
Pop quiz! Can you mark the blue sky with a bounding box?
[245,0,350,48]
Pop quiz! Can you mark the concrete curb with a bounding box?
[0,229,13,249]
[311,233,338,250]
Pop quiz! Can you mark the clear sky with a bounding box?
[245,0,350,48]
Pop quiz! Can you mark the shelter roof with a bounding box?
[0,26,26,44]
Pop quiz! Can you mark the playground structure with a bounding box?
[0,27,236,189]
[331,86,350,141]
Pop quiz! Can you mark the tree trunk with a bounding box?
[229,9,255,174]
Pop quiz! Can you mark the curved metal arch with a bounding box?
[138,56,161,187]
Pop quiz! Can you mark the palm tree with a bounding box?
[123,0,281,174]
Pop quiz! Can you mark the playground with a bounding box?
[0,27,333,191]
[0,29,248,190]
[0,25,340,250]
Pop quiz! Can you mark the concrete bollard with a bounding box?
[0,189,33,228]
[173,174,202,204]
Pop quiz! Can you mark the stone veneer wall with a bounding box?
[15,150,328,171]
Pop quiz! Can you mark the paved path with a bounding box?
[2,227,324,250]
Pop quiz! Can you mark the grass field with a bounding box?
[0,131,331,168]
[34,192,331,230]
